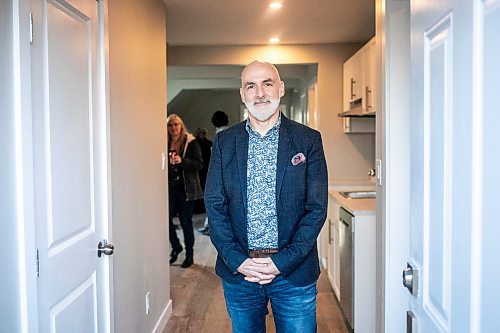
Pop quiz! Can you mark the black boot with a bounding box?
[169,247,183,264]
[181,255,193,268]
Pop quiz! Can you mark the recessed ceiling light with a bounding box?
[269,2,282,9]
[269,37,280,44]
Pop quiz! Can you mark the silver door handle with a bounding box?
[402,262,419,296]
[350,78,356,99]
[97,239,115,258]
[365,86,372,109]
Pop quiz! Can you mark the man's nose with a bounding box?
[255,84,265,97]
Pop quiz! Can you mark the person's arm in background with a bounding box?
[179,140,203,171]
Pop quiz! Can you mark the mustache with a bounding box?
[254,97,270,104]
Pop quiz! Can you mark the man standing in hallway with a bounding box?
[204,61,328,332]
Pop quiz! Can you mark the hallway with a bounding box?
[163,214,349,333]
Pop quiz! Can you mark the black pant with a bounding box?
[168,180,195,257]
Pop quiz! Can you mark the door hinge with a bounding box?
[35,248,40,277]
[29,12,33,44]
[407,311,418,333]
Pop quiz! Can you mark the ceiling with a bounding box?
[164,0,375,46]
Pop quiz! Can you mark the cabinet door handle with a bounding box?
[350,78,356,99]
[328,218,332,243]
[365,86,372,109]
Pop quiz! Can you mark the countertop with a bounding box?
[328,190,376,216]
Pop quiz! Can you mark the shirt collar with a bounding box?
[245,112,282,137]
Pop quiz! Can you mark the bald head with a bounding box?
[241,61,282,85]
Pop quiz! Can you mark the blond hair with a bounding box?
[167,114,188,153]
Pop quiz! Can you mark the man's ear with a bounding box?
[240,87,245,103]
[279,81,285,98]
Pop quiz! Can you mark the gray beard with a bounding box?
[245,99,280,122]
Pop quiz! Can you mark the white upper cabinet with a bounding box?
[342,37,377,115]
[363,37,377,114]
[343,51,364,111]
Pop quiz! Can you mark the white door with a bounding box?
[30,0,112,332]
[408,0,500,331]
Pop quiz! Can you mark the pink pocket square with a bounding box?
[291,153,306,165]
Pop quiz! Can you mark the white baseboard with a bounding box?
[152,300,172,333]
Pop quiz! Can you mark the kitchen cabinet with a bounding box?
[318,216,329,269]
[342,50,364,112]
[328,191,376,333]
[362,37,377,114]
[326,196,341,299]
[342,37,377,115]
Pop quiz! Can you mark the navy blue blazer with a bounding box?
[204,115,328,286]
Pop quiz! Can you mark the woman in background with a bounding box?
[167,114,203,268]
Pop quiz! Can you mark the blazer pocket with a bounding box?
[287,162,306,173]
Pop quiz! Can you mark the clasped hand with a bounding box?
[237,258,280,285]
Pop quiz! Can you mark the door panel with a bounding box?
[46,0,94,249]
[31,0,110,332]
[410,0,474,332]
[423,16,452,330]
[50,275,96,332]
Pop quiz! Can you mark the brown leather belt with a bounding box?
[248,249,278,258]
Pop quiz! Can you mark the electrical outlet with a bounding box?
[145,292,150,315]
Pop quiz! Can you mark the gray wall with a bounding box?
[108,0,170,331]
[0,1,22,331]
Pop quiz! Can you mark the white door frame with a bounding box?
[13,0,41,331]
[12,0,114,331]
[376,0,411,332]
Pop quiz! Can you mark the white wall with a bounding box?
[167,44,375,185]
[0,1,23,331]
[107,0,170,332]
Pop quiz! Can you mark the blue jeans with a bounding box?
[221,275,317,333]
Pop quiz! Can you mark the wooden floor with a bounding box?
[163,214,349,333]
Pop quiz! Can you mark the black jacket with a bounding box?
[178,134,204,201]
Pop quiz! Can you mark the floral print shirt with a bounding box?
[245,116,281,250]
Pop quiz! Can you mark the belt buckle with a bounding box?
[249,248,278,258]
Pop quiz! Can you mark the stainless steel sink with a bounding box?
[340,191,376,199]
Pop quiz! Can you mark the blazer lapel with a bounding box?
[236,128,249,212]
[276,117,292,202]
